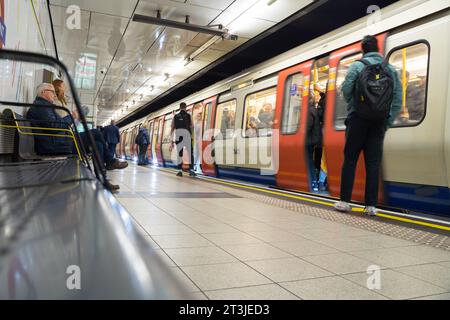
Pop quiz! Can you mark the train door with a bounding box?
[146,120,154,162]
[154,117,165,165]
[306,56,330,193]
[274,60,313,191]
[213,98,237,173]
[201,96,218,176]
[131,126,138,161]
[323,34,386,202]
[151,119,160,164]
[192,102,204,173]
[161,114,174,165]
[124,129,131,160]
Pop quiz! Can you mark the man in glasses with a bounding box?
[27,83,78,155]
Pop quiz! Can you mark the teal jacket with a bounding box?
[341,52,402,127]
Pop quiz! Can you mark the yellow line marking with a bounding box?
[159,167,450,232]
[376,213,450,232]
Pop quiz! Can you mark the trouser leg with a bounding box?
[363,122,386,206]
[340,116,368,202]
[108,143,116,159]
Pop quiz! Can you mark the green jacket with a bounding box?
[341,52,402,127]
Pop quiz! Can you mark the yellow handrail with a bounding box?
[0,117,83,160]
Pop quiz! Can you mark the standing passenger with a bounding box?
[103,120,121,159]
[170,102,196,177]
[334,35,402,216]
[135,125,149,166]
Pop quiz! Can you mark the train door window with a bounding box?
[215,99,237,139]
[243,86,277,137]
[281,73,304,134]
[334,53,363,130]
[155,120,162,144]
[193,103,203,142]
[203,102,212,133]
[388,42,429,127]
[162,117,173,144]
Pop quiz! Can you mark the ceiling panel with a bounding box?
[187,0,235,11]
[136,0,222,26]
[50,0,139,18]
[251,0,313,22]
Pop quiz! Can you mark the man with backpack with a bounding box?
[135,125,150,166]
[334,35,402,216]
[170,102,196,177]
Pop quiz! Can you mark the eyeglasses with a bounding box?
[44,89,56,94]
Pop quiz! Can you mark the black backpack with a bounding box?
[354,59,394,121]
[174,111,191,131]
[135,132,143,145]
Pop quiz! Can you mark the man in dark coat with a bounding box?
[103,119,120,159]
[135,125,150,165]
[26,83,77,155]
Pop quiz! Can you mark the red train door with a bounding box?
[154,117,165,165]
[323,33,387,202]
[201,96,218,176]
[274,60,314,191]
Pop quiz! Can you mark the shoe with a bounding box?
[105,180,120,191]
[106,160,128,170]
[364,206,377,216]
[334,201,351,212]
[189,170,197,177]
[312,181,319,192]
[318,182,327,192]
[176,171,183,177]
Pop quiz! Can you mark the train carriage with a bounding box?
[120,1,450,217]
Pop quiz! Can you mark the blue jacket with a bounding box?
[26,97,74,155]
[135,128,149,145]
[341,52,402,126]
[103,124,120,144]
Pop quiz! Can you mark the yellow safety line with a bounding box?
[158,168,450,232]
[376,213,450,231]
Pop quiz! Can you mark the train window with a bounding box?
[334,52,363,130]
[388,42,429,127]
[243,86,277,137]
[215,100,237,140]
[281,73,304,134]
[162,117,173,144]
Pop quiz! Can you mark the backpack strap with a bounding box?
[357,59,370,66]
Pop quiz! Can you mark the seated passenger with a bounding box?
[51,79,128,172]
[27,83,77,155]
[258,103,274,129]
[406,74,426,122]
[27,83,126,190]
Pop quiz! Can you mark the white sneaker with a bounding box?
[334,201,351,212]
[364,206,377,216]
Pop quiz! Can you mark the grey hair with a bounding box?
[36,83,53,97]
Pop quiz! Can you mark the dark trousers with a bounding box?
[176,136,194,171]
[108,143,117,160]
[138,144,149,165]
[340,115,386,206]
[80,130,114,166]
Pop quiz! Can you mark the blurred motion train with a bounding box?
[118,1,450,217]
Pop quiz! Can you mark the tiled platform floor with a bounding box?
[108,164,450,300]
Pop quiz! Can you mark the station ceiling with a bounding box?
[49,0,399,127]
